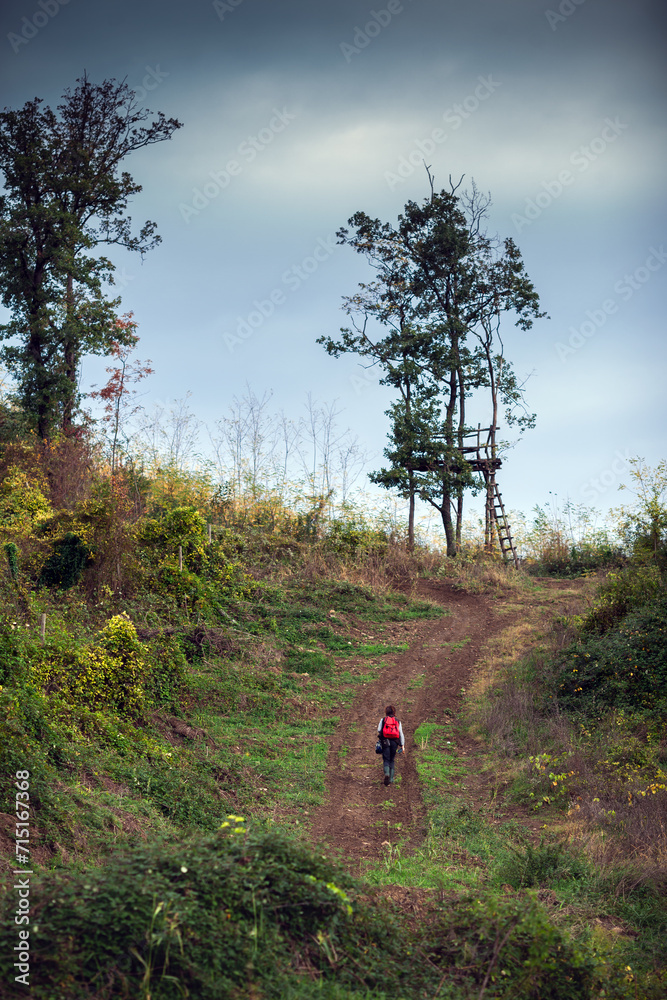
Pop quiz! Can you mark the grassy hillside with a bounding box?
[0,444,665,998]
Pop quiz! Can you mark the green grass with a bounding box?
[0,576,442,864]
[361,716,667,997]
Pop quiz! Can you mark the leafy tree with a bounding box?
[0,74,182,439]
[320,180,545,555]
[613,458,667,569]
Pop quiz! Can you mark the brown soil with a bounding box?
[308,577,583,869]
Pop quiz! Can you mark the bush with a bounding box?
[580,564,664,634]
[32,614,147,718]
[38,531,91,589]
[156,562,204,606]
[71,614,146,717]
[0,828,602,1000]
[323,518,388,558]
[0,465,51,533]
[143,636,187,709]
[422,892,596,1000]
[494,839,588,889]
[557,595,667,717]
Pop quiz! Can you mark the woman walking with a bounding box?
[378,705,405,786]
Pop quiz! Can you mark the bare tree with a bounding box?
[138,393,201,469]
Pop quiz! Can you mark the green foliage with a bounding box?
[0,682,65,816]
[156,562,204,605]
[143,636,187,710]
[3,540,18,580]
[0,465,51,533]
[0,76,181,437]
[72,614,146,717]
[613,458,667,569]
[29,613,147,718]
[140,505,207,549]
[0,827,602,1000]
[580,564,664,633]
[421,892,596,1000]
[494,839,588,889]
[137,505,256,609]
[323,517,388,557]
[38,531,91,589]
[0,829,357,999]
[557,595,667,717]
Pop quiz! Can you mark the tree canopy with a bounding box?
[319,179,546,554]
[0,74,182,439]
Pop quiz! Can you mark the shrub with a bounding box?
[557,596,667,718]
[579,564,664,634]
[139,505,206,556]
[3,540,18,581]
[494,839,588,889]
[33,614,147,718]
[0,828,602,1000]
[71,614,146,717]
[38,531,91,589]
[156,562,204,606]
[323,518,388,557]
[421,892,596,1000]
[0,465,51,534]
[143,637,187,709]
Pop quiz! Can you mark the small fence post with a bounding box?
[40,613,46,645]
[178,545,183,572]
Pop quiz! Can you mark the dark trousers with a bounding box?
[382,738,399,780]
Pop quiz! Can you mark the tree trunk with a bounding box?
[62,274,76,433]
[441,491,456,556]
[455,489,464,549]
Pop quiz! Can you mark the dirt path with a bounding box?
[309,577,583,869]
[309,580,510,865]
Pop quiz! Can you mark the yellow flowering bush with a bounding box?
[71,615,145,717]
[0,466,52,535]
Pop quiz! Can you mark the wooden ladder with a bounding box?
[491,481,519,568]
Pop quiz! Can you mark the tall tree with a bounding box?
[0,74,182,439]
[320,180,545,555]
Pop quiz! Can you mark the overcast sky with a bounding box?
[1,0,665,532]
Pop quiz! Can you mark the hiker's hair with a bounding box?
[385,705,395,716]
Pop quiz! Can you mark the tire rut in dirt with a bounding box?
[308,580,505,868]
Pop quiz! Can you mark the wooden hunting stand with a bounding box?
[409,424,520,568]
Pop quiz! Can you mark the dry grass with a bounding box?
[466,582,667,887]
[272,537,445,596]
[436,551,532,595]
